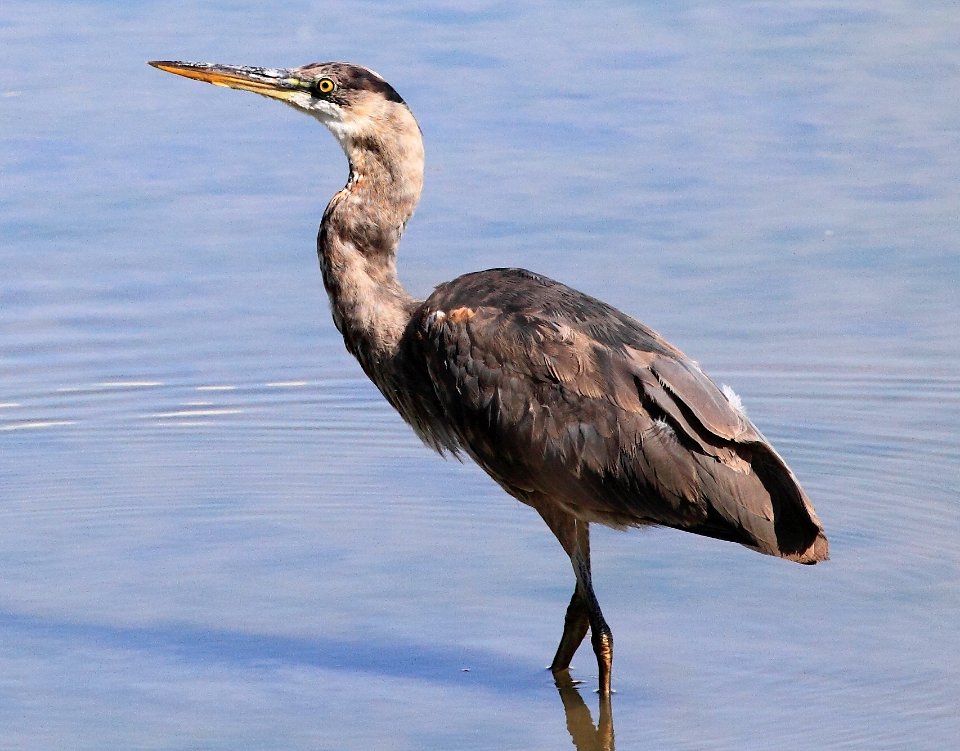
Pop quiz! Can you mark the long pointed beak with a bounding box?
[148,60,307,102]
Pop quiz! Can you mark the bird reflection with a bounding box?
[555,670,615,751]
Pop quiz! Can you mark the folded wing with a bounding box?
[403,268,828,563]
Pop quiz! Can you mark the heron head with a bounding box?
[148,60,417,152]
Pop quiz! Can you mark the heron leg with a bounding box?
[534,503,614,696]
[550,586,590,673]
[533,503,592,674]
[570,520,614,697]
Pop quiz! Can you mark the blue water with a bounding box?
[2,2,959,749]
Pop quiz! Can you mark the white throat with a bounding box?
[309,101,358,151]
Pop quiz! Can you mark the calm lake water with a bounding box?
[2,2,959,749]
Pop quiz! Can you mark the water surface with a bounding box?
[2,2,959,749]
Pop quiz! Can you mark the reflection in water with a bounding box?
[556,671,614,751]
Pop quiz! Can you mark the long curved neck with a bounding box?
[317,105,424,385]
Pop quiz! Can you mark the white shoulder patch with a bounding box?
[721,384,746,416]
[423,310,447,335]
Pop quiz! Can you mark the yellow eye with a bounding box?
[313,77,335,95]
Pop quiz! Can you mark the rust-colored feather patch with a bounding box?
[448,306,475,324]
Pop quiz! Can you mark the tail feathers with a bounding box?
[781,529,829,564]
[687,444,829,565]
[752,447,829,564]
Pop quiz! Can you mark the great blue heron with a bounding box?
[149,60,829,697]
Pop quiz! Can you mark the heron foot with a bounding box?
[591,621,614,697]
